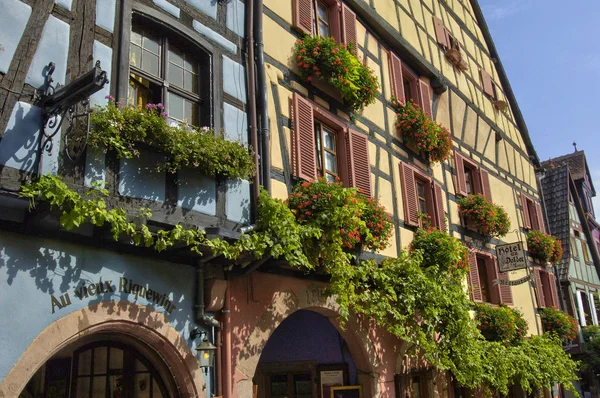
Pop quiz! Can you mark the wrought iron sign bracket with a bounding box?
[37,61,109,170]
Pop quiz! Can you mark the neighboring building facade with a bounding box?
[0,1,563,398]
[541,151,600,398]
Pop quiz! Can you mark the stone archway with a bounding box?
[233,283,382,398]
[0,302,205,398]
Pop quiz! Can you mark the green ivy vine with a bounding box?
[19,175,579,396]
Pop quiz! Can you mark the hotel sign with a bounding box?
[496,242,527,272]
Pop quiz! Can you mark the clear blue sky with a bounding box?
[478,0,600,210]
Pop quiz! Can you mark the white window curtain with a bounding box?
[576,290,587,327]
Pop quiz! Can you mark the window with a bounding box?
[293,93,372,197]
[479,68,497,100]
[579,291,594,326]
[292,0,357,50]
[467,251,512,304]
[477,256,492,303]
[432,16,468,71]
[129,17,210,128]
[396,371,429,398]
[454,151,491,199]
[520,193,546,232]
[400,162,445,231]
[388,52,432,115]
[571,237,579,259]
[533,268,559,309]
[583,240,591,262]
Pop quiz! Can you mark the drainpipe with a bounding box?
[254,0,271,193]
[222,279,232,398]
[196,262,220,328]
[246,0,260,212]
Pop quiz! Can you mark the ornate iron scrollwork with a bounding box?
[37,60,109,171]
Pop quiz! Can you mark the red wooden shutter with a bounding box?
[400,162,419,227]
[479,169,492,201]
[347,128,372,197]
[487,257,501,304]
[498,272,513,305]
[454,151,467,196]
[468,251,482,302]
[341,4,357,52]
[432,16,449,48]
[293,0,314,35]
[433,182,446,232]
[480,69,495,97]
[520,193,532,229]
[418,78,432,116]
[548,272,559,308]
[293,93,317,181]
[534,202,546,233]
[388,52,405,103]
[329,1,343,44]
[533,268,546,308]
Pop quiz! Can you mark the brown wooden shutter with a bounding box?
[480,69,495,97]
[329,1,343,44]
[487,257,501,304]
[520,193,532,229]
[432,16,449,48]
[535,202,546,233]
[533,268,546,308]
[347,128,372,197]
[293,93,317,181]
[293,0,314,35]
[341,4,357,52]
[468,251,483,302]
[418,78,432,116]
[454,151,467,196]
[479,169,492,201]
[498,272,513,305]
[433,182,446,232]
[400,162,419,227]
[388,52,405,103]
[548,272,559,308]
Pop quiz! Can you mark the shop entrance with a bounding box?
[19,335,175,398]
[253,310,359,398]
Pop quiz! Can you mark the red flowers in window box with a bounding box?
[475,303,528,345]
[391,98,452,164]
[526,231,563,264]
[539,307,578,341]
[293,36,379,113]
[458,194,510,238]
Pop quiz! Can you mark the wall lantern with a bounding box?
[191,328,217,374]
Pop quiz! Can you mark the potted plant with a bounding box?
[492,99,508,111]
[474,303,528,345]
[391,98,452,164]
[539,307,578,341]
[458,194,510,238]
[293,36,379,113]
[526,231,563,264]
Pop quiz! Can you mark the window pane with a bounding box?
[153,379,164,398]
[92,376,106,397]
[168,47,184,67]
[142,35,160,54]
[184,71,197,93]
[135,359,148,372]
[325,152,337,173]
[109,375,125,397]
[168,65,184,88]
[184,58,194,71]
[142,51,160,76]
[326,173,336,183]
[130,45,142,68]
[270,375,288,395]
[75,377,90,398]
[317,2,329,20]
[134,373,151,398]
[323,129,335,150]
[93,347,107,374]
[168,93,185,122]
[318,21,329,37]
[131,30,142,46]
[184,100,198,126]
[78,349,92,376]
[109,348,123,370]
[417,181,425,197]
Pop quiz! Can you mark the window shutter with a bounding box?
[293,0,314,35]
[433,182,446,232]
[347,128,372,197]
[293,93,317,181]
[548,272,559,308]
[479,169,492,201]
[418,78,432,116]
[432,16,448,48]
[453,151,467,196]
[329,1,343,44]
[533,268,546,308]
[480,69,495,97]
[498,272,513,305]
[468,251,482,302]
[487,257,501,304]
[341,4,357,52]
[388,52,405,103]
[520,193,531,229]
[400,162,419,227]
[534,202,546,233]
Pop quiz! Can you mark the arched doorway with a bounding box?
[19,333,176,398]
[253,310,359,398]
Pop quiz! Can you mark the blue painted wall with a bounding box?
[259,310,358,384]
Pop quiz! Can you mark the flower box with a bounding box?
[458,194,510,238]
[526,231,563,264]
[539,307,578,341]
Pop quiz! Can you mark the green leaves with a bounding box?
[458,194,511,238]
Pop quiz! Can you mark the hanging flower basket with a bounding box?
[458,194,510,238]
[475,303,528,345]
[391,98,452,164]
[410,228,469,276]
[526,231,563,264]
[539,307,578,341]
[293,35,379,113]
